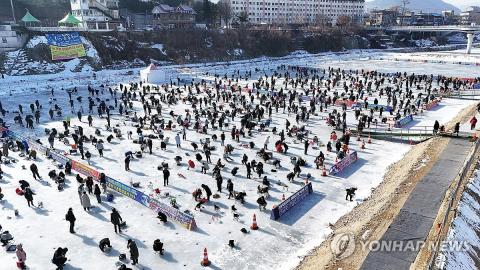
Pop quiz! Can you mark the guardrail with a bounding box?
[365,25,480,32]
[26,26,114,32]
[428,139,480,269]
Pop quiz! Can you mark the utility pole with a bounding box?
[10,0,16,23]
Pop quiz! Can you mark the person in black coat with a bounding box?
[24,187,35,207]
[157,211,167,223]
[19,180,30,190]
[99,238,112,252]
[30,163,41,180]
[52,247,68,270]
[215,175,223,193]
[227,179,234,199]
[201,184,212,201]
[153,239,164,255]
[127,239,139,265]
[86,177,94,194]
[94,184,102,204]
[163,168,170,186]
[65,161,72,175]
[124,156,131,171]
[111,208,123,233]
[65,208,76,233]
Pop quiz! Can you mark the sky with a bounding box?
[365,0,478,10]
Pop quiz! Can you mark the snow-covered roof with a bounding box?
[177,5,197,15]
[152,4,196,15]
[152,4,175,14]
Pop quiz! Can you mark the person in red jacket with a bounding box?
[470,116,478,130]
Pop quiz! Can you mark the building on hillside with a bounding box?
[413,12,444,26]
[119,8,153,30]
[364,9,399,26]
[230,0,364,25]
[70,0,121,28]
[460,6,480,25]
[0,24,27,52]
[152,4,196,29]
[441,10,458,25]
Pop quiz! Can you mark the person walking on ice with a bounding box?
[111,208,123,233]
[65,208,76,233]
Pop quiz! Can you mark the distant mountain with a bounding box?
[366,0,461,13]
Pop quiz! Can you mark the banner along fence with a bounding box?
[3,129,197,230]
[270,182,313,220]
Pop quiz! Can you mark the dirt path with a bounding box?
[296,103,478,270]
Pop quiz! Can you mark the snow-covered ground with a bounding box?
[0,48,479,270]
[437,170,480,270]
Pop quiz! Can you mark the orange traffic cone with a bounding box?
[282,194,285,201]
[322,166,327,177]
[361,140,366,149]
[368,135,372,144]
[305,178,309,185]
[251,214,259,230]
[200,248,211,266]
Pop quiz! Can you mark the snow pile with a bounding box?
[414,39,436,48]
[26,36,48,48]
[448,33,467,44]
[438,171,480,270]
[81,37,100,60]
[151,44,166,55]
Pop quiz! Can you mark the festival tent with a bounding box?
[20,10,41,26]
[58,13,82,27]
[140,64,170,84]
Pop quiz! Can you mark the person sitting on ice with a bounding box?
[0,230,13,246]
[52,247,68,270]
[262,176,271,187]
[153,239,164,255]
[99,238,112,253]
[157,211,167,223]
[287,172,295,182]
[194,198,208,210]
[256,196,267,211]
[192,188,202,201]
[234,191,246,204]
[257,185,269,196]
[48,170,57,180]
[118,264,132,270]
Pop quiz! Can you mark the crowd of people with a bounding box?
[0,64,478,269]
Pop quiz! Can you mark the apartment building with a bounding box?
[230,0,364,25]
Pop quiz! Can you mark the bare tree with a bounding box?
[315,14,330,29]
[217,0,233,28]
[336,15,351,29]
[400,0,410,26]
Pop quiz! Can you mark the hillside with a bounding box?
[0,0,70,23]
[366,0,461,13]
